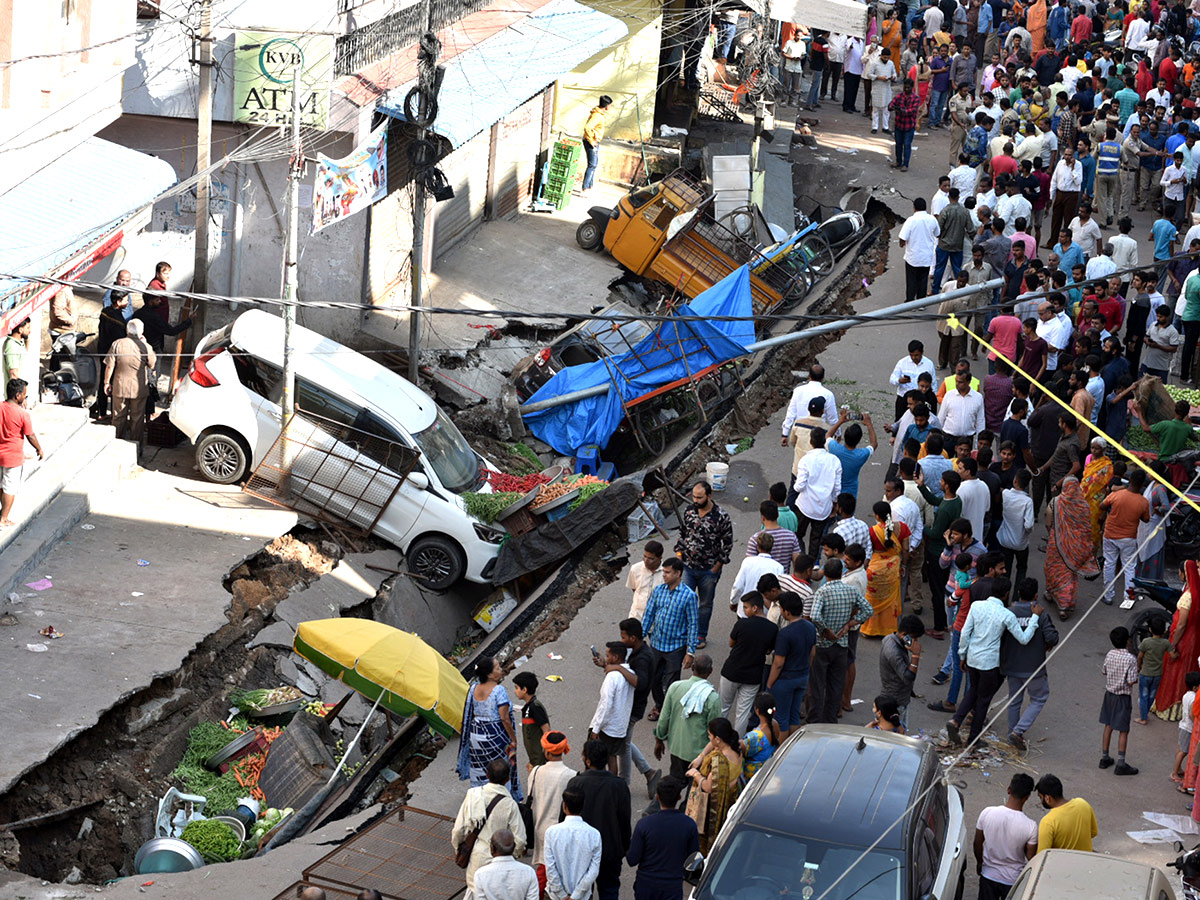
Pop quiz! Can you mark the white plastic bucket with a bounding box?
[706,461,729,491]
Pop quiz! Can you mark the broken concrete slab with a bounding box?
[276,655,301,685]
[0,467,297,795]
[374,573,482,654]
[273,548,399,630]
[125,687,193,736]
[247,620,295,650]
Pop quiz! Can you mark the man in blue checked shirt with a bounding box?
[641,558,699,722]
[945,576,1044,749]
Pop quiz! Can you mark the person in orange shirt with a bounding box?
[581,95,613,193]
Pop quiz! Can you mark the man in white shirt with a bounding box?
[1110,218,1139,274]
[885,476,923,604]
[781,364,838,441]
[729,532,784,612]
[543,791,603,900]
[938,367,985,443]
[1048,146,1083,250]
[948,157,979,197]
[1125,12,1150,48]
[899,197,940,303]
[1085,244,1118,282]
[794,427,843,547]
[973,773,1039,900]
[955,457,991,541]
[588,642,635,770]
[1162,149,1189,224]
[995,180,1032,237]
[1035,300,1074,372]
[626,542,665,619]
[996,469,1035,589]
[528,733,579,878]
[475,831,541,900]
[1147,77,1172,109]
[1067,203,1103,257]
[931,176,953,216]
[888,338,939,420]
[924,3,945,36]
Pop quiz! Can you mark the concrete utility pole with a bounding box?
[281,65,303,447]
[193,0,213,304]
[409,0,438,384]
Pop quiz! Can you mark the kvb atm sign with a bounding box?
[234,32,334,128]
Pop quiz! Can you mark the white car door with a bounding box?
[931,785,967,900]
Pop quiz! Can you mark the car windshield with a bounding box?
[410,405,480,494]
[695,829,905,900]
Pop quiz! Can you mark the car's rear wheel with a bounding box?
[196,430,249,484]
[406,535,465,592]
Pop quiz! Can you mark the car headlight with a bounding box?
[473,523,506,545]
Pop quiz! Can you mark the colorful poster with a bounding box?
[312,123,388,234]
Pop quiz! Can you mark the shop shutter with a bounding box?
[488,91,547,220]
[430,128,491,262]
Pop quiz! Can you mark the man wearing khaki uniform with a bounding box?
[104,319,156,446]
[1120,125,1153,218]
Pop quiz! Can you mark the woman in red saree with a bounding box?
[1043,477,1100,620]
[1157,560,1200,721]
[1136,58,1154,97]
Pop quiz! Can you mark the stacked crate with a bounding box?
[542,139,583,210]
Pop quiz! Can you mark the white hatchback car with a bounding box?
[169,310,503,589]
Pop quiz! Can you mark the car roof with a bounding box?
[228,309,436,431]
[1021,850,1169,900]
[736,724,934,851]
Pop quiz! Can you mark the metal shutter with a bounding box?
[487,92,547,220]
[431,128,490,261]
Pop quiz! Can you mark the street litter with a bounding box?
[1128,828,1183,844]
[132,591,145,597]
[1144,811,1200,835]
[26,643,48,652]
[138,559,151,567]
[79,523,95,530]
[25,579,52,591]
[39,625,63,639]
[1120,596,1136,609]
[546,675,563,682]
[28,693,41,699]
[548,653,563,660]
[835,147,858,154]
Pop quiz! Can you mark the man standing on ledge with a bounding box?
[581,96,613,195]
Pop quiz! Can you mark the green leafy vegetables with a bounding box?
[463,491,524,524]
[171,722,243,815]
[180,819,243,863]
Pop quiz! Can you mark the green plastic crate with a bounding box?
[552,139,583,167]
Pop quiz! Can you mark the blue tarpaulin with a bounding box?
[523,266,755,454]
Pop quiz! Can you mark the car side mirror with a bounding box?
[407,472,429,490]
[683,851,705,886]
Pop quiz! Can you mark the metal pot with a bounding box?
[134,837,204,874]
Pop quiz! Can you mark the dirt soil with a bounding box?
[0,530,340,884]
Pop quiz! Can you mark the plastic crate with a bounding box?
[547,158,579,180]
[551,139,583,168]
[146,414,184,448]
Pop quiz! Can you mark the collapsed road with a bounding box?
[0,125,898,893]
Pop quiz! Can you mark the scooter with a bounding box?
[1127,576,1180,652]
[1165,449,1200,558]
[1168,840,1200,900]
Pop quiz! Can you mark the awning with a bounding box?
[378,0,628,149]
[768,0,869,36]
[0,137,178,327]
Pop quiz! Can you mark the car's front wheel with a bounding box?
[195,430,249,484]
[406,535,465,592]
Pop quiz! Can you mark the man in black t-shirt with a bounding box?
[617,618,663,798]
[718,592,779,735]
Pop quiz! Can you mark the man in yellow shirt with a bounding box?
[1034,774,1098,852]
[581,95,614,193]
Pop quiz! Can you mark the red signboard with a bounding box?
[0,229,126,335]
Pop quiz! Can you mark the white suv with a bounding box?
[169,310,502,589]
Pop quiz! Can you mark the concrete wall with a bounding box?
[95,114,369,344]
[552,0,662,144]
[0,0,132,194]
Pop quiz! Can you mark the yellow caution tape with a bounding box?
[945,313,1200,514]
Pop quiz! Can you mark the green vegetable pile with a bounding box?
[249,807,294,844]
[733,436,754,454]
[463,491,524,524]
[171,722,243,815]
[1167,385,1200,407]
[180,818,243,863]
[508,442,542,474]
[569,482,609,511]
[1126,428,1157,452]
[229,686,303,711]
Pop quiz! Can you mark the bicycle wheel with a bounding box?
[796,233,835,278]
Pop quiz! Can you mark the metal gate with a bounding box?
[243,411,420,541]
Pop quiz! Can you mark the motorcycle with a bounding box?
[1127,576,1179,652]
[1166,449,1200,559]
[1169,840,1200,900]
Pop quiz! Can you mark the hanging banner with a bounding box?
[311,123,388,234]
[233,31,335,129]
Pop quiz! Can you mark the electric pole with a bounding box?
[193,0,213,306]
[408,0,438,384]
[281,66,303,455]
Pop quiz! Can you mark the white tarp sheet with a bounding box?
[767,0,869,36]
